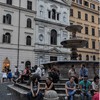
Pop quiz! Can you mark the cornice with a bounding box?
[33,49,70,54]
[34,18,67,27]
[48,0,71,7]
[72,3,99,15]
[77,50,99,54]
[0,2,36,14]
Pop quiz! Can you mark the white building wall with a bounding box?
[0,0,36,72]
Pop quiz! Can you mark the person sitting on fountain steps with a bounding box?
[65,76,76,100]
[27,75,43,100]
[79,75,92,100]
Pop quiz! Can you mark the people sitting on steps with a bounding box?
[48,67,60,83]
[91,75,99,95]
[45,77,55,94]
[13,66,30,83]
[1,70,7,82]
[27,75,43,100]
[10,64,99,100]
[27,65,42,85]
[79,75,92,100]
[7,69,12,82]
[65,76,76,100]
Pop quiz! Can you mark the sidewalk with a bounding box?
[0,82,18,100]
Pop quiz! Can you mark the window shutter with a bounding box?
[3,15,6,23]
[8,35,11,43]
[2,34,5,43]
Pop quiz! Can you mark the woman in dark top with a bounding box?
[27,75,43,100]
[45,77,55,94]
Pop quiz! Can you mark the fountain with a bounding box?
[42,25,99,79]
[61,25,87,60]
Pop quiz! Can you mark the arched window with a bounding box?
[25,61,31,68]
[86,55,89,60]
[79,54,82,60]
[27,18,32,28]
[6,14,11,24]
[2,33,11,43]
[6,0,12,5]
[93,55,96,61]
[26,36,31,45]
[3,14,11,24]
[52,9,56,20]
[50,29,57,45]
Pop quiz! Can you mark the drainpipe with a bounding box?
[17,0,21,68]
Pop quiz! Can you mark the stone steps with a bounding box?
[7,78,68,100]
[7,78,93,100]
[14,83,66,94]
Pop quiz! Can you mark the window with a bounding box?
[98,6,100,11]
[92,28,95,36]
[27,18,32,28]
[27,1,32,10]
[98,18,100,24]
[2,33,11,43]
[92,41,95,49]
[76,0,82,4]
[70,9,73,16]
[86,55,89,60]
[79,54,82,60]
[86,41,88,48]
[6,0,12,5]
[98,29,100,37]
[93,55,96,61]
[85,14,88,21]
[57,13,59,20]
[26,36,31,45]
[50,56,57,61]
[48,11,51,18]
[3,14,11,24]
[90,3,95,9]
[78,11,81,19]
[91,16,94,22]
[52,9,56,20]
[84,1,89,6]
[85,27,88,34]
[50,29,57,45]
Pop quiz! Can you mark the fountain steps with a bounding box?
[7,78,93,100]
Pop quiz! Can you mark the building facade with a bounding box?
[34,0,71,65]
[70,0,99,61]
[0,0,71,72]
[0,0,36,71]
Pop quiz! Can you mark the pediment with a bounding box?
[48,47,62,53]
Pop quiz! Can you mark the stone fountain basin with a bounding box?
[65,25,83,33]
[61,38,87,48]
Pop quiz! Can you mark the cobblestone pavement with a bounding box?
[0,82,15,100]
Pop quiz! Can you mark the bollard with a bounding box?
[44,90,59,100]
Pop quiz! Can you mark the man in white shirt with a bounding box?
[35,66,42,78]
